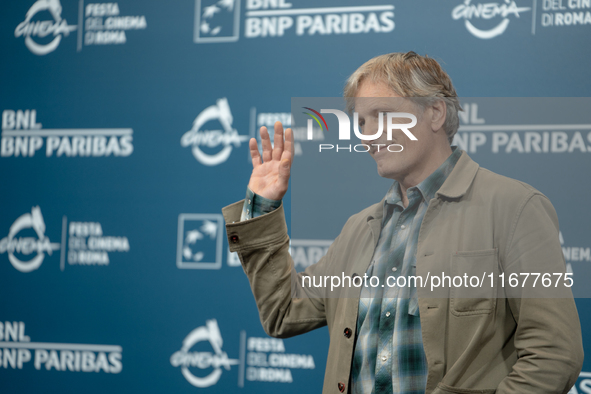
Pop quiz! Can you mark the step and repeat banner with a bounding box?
[1,0,590,393]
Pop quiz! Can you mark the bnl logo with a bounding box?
[177,214,223,269]
[194,0,240,43]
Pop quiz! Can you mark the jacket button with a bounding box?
[352,273,360,279]
[230,235,239,244]
[338,382,345,392]
[343,327,352,338]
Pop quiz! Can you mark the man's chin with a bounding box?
[371,153,404,177]
[375,163,400,180]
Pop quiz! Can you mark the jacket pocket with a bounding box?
[450,249,498,316]
[435,382,496,393]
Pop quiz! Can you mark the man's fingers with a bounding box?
[272,121,284,161]
[278,157,291,190]
[277,128,294,188]
[260,126,272,163]
[282,128,294,164]
[249,138,261,168]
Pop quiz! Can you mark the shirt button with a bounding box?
[230,235,239,244]
[392,267,397,272]
[381,354,388,362]
[248,199,251,204]
[400,224,406,229]
[343,327,352,338]
[385,312,391,317]
[338,382,345,392]
[246,209,250,214]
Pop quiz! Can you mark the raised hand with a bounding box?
[247,121,294,201]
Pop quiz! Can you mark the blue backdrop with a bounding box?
[1,0,590,392]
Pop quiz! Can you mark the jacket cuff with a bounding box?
[222,200,288,253]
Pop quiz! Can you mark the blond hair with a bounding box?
[344,51,462,144]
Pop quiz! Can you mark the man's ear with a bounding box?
[430,99,447,133]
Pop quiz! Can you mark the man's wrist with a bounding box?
[240,187,281,221]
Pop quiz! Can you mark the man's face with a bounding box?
[354,80,440,181]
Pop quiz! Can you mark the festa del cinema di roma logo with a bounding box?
[14,0,77,55]
[170,319,239,388]
[181,97,248,166]
[181,98,249,166]
[1,206,130,272]
[170,319,316,387]
[15,0,148,55]
[302,107,417,152]
[0,206,60,273]
[452,0,531,39]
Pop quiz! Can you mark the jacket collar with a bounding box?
[367,198,385,224]
[435,150,479,199]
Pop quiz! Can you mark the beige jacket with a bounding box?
[223,151,583,394]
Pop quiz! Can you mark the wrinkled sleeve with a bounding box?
[223,200,330,338]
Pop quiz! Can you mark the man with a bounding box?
[222,52,583,393]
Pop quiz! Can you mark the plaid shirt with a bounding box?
[351,147,461,394]
[241,147,461,393]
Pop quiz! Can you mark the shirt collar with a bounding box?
[383,146,462,208]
